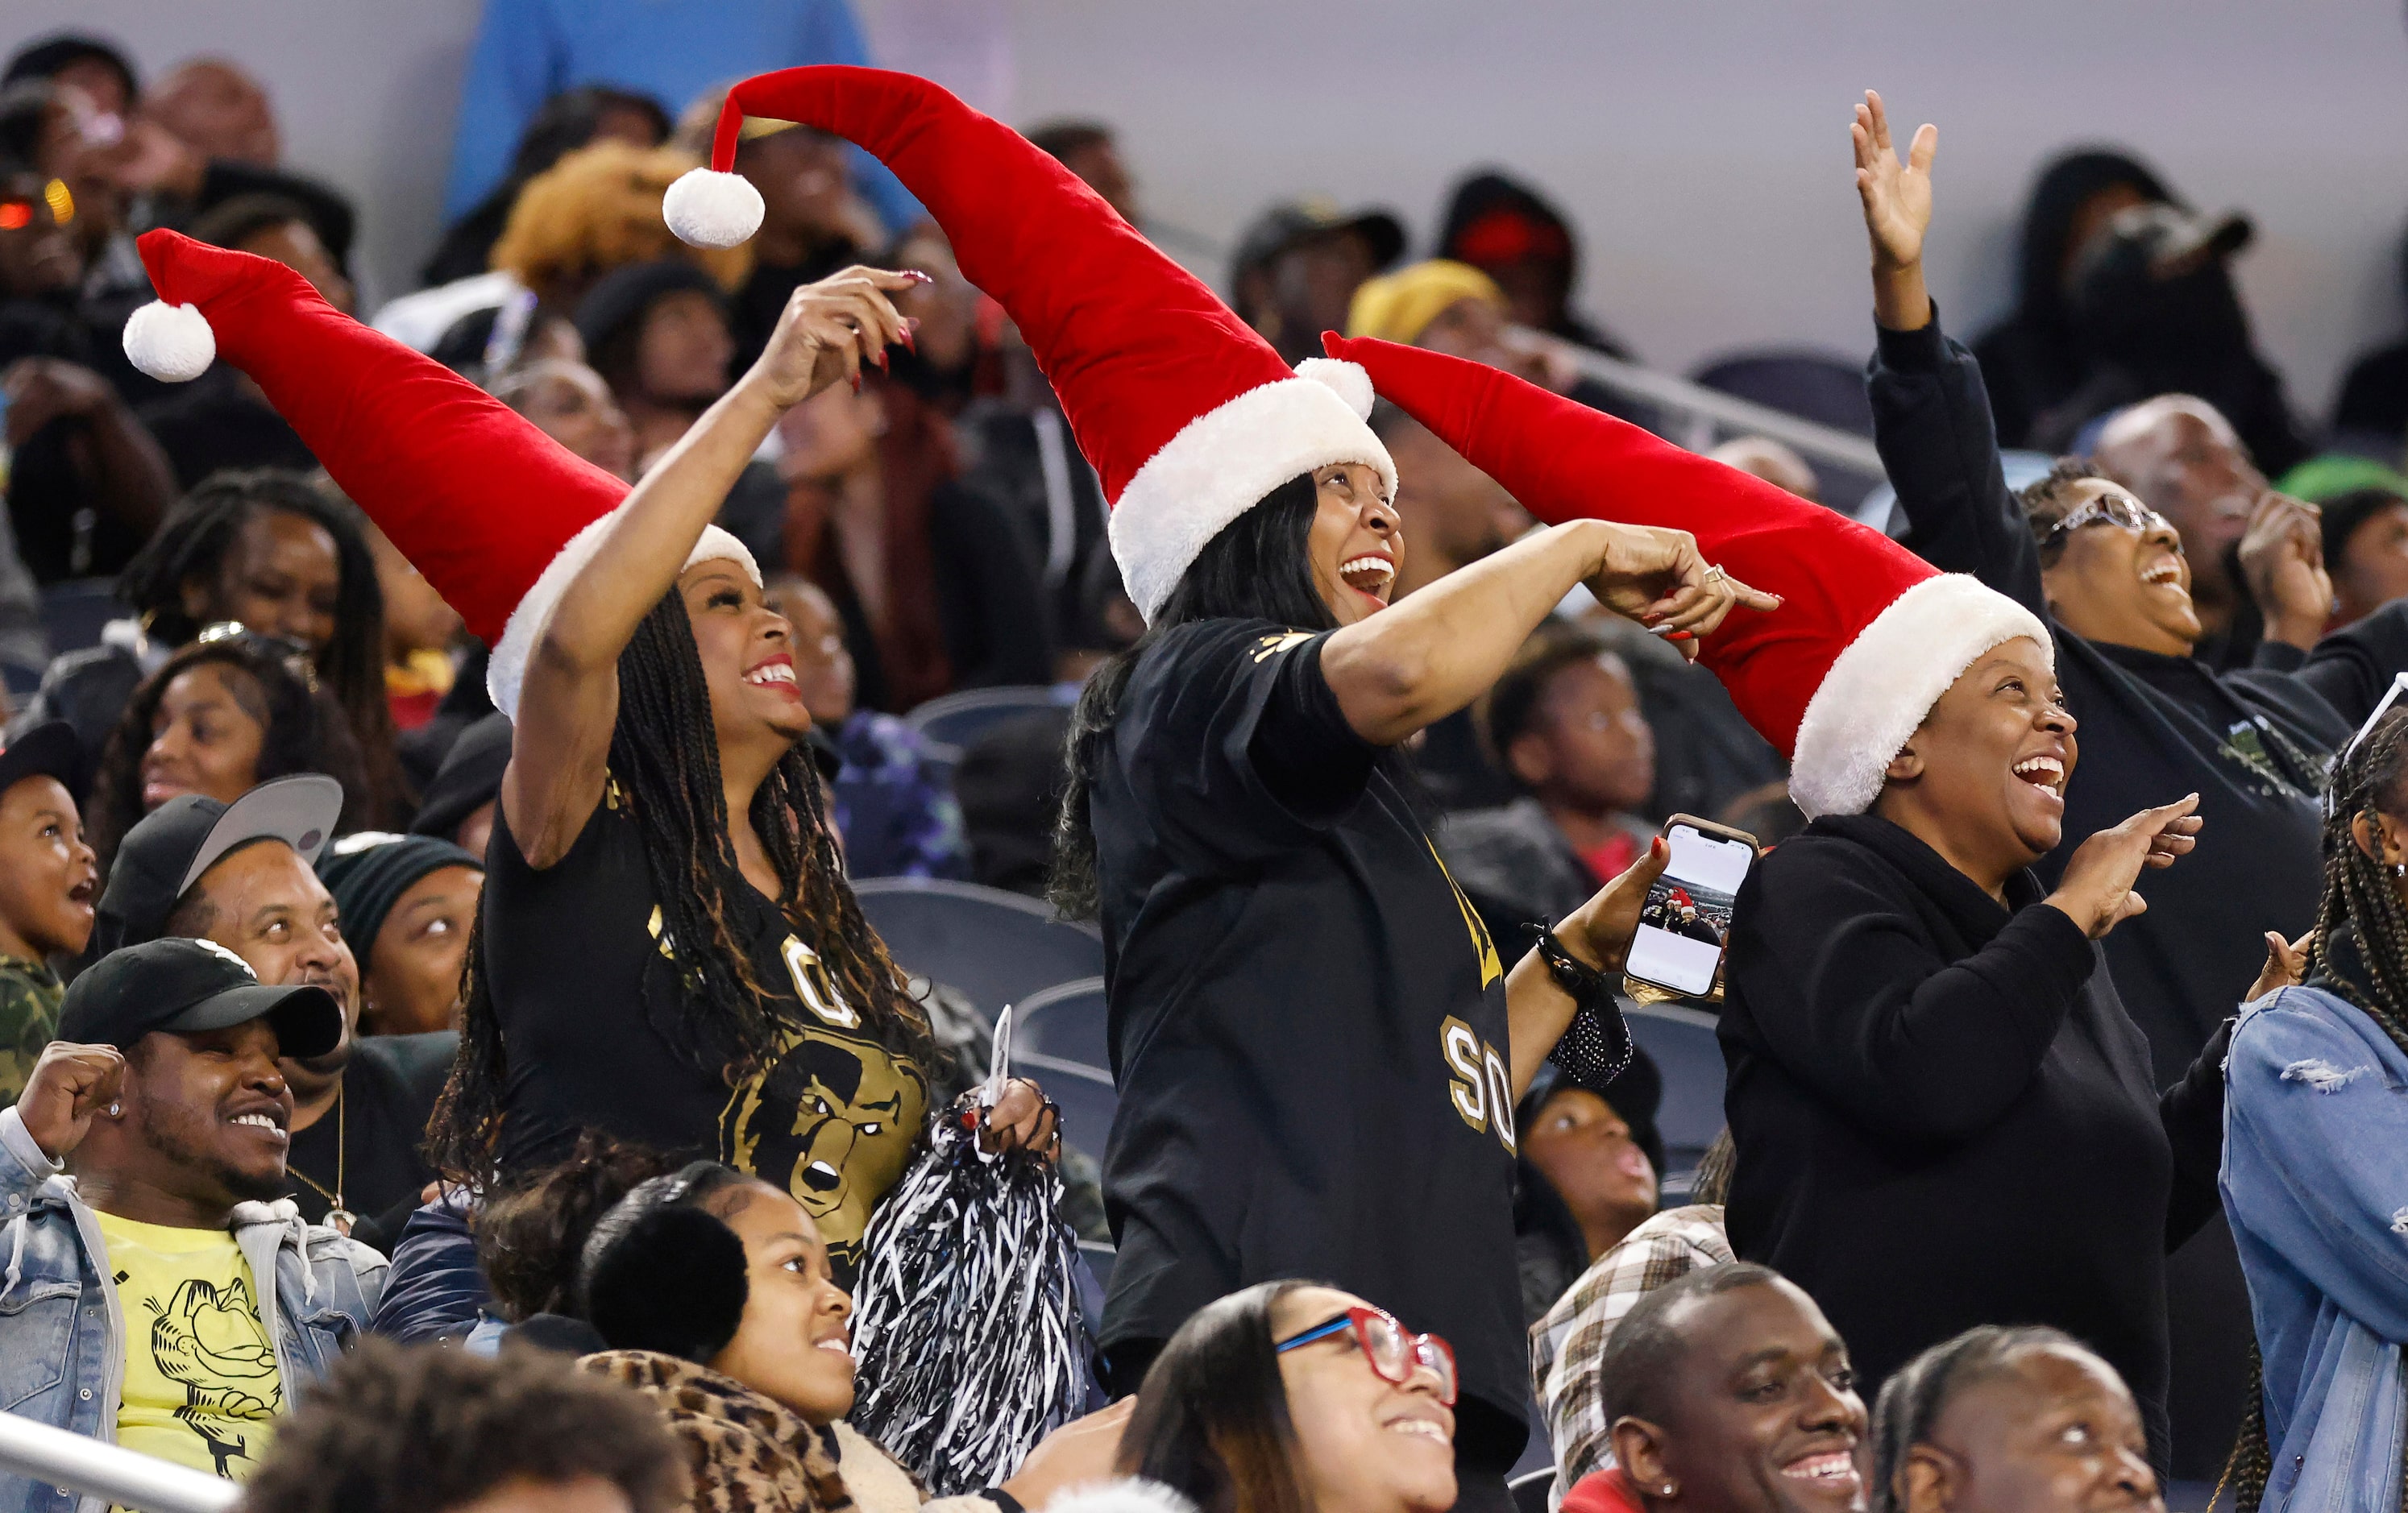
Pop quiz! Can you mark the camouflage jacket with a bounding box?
[0,955,61,1106]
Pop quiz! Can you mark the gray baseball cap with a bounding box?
[89,775,345,957]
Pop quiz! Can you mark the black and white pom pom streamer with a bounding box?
[850,1006,1095,1495]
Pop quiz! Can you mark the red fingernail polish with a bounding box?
[1652,835,1668,857]
[850,371,861,393]
[1666,630,1695,641]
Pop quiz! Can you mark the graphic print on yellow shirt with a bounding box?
[95,1212,282,1480]
[718,933,929,1276]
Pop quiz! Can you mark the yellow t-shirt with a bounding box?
[93,1212,283,1481]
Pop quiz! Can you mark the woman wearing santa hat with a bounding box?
[117,232,1058,1290]
[658,68,1779,1490]
[1330,314,2233,1466]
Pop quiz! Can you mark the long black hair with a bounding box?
[85,632,372,874]
[1870,1325,2086,1513]
[1049,475,1333,917]
[120,469,409,825]
[430,589,935,1185]
[474,1130,683,1324]
[2222,709,2408,1512]
[1118,1278,1322,1513]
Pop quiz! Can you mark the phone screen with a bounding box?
[1624,823,1754,997]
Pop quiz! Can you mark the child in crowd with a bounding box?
[0,722,98,1102]
[1870,1326,2161,1513]
[1441,619,1660,957]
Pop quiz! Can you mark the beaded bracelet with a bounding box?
[1538,929,1637,1090]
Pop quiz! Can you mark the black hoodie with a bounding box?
[1869,314,2347,1087]
[1721,812,2227,1467]
[1437,170,1633,359]
[1971,150,2171,449]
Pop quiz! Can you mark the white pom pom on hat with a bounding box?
[664,168,766,250]
[122,300,216,382]
[1295,356,1375,420]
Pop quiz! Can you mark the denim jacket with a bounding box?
[0,1105,388,1513]
[2222,952,2408,1511]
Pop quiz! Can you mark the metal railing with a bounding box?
[0,1411,239,1513]
[1545,339,1887,478]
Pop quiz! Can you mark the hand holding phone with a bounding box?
[1623,815,1757,1000]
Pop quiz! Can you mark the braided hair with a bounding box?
[2221,707,2408,1512]
[429,588,934,1185]
[1870,1325,2084,1513]
[119,470,409,825]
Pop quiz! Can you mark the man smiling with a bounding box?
[0,938,384,1503]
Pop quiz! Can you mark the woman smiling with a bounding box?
[1120,1279,1463,1513]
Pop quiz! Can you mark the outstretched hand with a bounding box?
[2045,794,2203,939]
[2245,930,2310,1003]
[1584,523,1780,661]
[1560,834,1673,974]
[745,266,924,410]
[1852,89,1937,330]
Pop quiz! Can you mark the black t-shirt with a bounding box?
[481,779,930,1281]
[1091,619,1526,1466]
[284,1031,455,1252]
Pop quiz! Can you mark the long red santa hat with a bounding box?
[660,66,1392,622]
[1323,334,2050,819]
[116,231,758,719]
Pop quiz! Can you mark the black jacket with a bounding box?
[1866,315,2348,1087]
[1721,814,2226,1463]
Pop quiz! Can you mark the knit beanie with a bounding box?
[317,832,481,971]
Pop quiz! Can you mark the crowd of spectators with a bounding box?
[0,10,2405,1513]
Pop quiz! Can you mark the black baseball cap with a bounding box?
[1231,199,1407,291]
[59,936,343,1058]
[89,775,344,957]
[0,720,84,802]
[409,711,511,845]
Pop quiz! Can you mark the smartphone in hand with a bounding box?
[1623,815,1757,1001]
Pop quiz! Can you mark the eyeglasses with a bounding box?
[196,621,319,690]
[2041,493,2176,549]
[1274,1305,1458,1407]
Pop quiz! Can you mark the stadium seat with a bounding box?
[903,684,1077,762]
[1625,1001,1725,1196]
[853,877,1104,1025]
[1018,1049,1117,1159]
[1017,976,1108,1072]
[39,577,120,657]
[1075,1240,1115,1337]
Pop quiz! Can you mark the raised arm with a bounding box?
[1853,90,2049,615]
[501,269,915,865]
[1322,518,1777,745]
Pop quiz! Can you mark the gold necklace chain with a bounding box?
[286,1086,350,1233]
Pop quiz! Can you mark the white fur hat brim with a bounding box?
[487,516,761,720]
[1788,574,2054,819]
[1109,359,1394,622]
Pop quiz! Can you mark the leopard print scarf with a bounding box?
[584,1350,860,1513]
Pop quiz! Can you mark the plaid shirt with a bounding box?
[1530,1204,1733,1486]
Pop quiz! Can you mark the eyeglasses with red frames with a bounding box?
[1273,1304,1458,1407]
